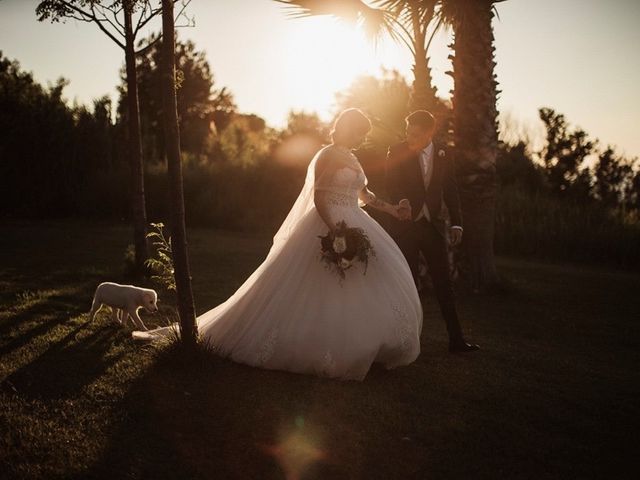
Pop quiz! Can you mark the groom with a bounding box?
[386,110,479,353]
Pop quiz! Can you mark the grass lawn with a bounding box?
[1,220,638,479]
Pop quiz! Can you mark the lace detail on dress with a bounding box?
[257,327,278,365]
[392,304,411,351]
[325,191,357,207]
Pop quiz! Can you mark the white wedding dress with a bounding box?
[134,145,422,380]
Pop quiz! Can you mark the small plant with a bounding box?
[145,222,176,292]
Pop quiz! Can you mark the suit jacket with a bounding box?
[385,141,462,237]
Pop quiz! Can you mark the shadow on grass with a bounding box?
[0,286,95,356]
[4,320,126,400]
[0,268,131,402]
[75,343,435,480]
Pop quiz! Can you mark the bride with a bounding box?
[134,108,423,381]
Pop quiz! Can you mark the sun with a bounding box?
[281,16,381,120]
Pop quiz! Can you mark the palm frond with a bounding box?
[418,0,439,26]
[361,7,395,43]
[373,0,406,16]
[372,0,412,31]
[275,0,394,43]
[274,0,362,23]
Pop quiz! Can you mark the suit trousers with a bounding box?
[396,218,464,343]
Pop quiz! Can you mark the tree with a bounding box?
[117,35,236,161]
[0,52,124,217]
[592,147,634,208]
[273,110,328,167]
[539,107,595,199]
[335,69,411,147]
[0,53,75,215]
[537,108,640,212]
[161,0,197,348]
[36,0,192,276]
[281,110,328,140]
[631,171,640,211]
[207,112,273,167]
[279,1,507,290]
[75,96,116,174]
[335,70,412,196]
[438,0,506,291]
[592,147,618,206]
[275,0,443,113]
[496,141,545,193]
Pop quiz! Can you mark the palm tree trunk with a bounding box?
[409,5,438,112]
[124,3,149,276]
[410,49,439,112]
[449,1,500,291]
[161,0,198,348]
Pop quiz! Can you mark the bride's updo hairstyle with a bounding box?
[331,108,371,143]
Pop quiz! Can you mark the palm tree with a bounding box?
[275,0,442,113]
[278,0,505,290]
[161,0,197,348]
[439,0,505,290]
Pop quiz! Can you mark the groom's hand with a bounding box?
[398,199,412,221]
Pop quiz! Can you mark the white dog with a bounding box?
[89,282,158,330]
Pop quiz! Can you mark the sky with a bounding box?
[1,0,639,158]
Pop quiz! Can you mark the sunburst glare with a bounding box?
[281,16,383,119]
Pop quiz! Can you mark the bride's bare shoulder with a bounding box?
[315,145,342,172]
[316,144,357,169]
[316,144,340,161]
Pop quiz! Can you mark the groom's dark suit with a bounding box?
[385,141,465,344]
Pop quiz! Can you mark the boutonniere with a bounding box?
[438,149,446,158]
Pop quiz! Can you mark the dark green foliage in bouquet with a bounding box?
[319,221,375,280]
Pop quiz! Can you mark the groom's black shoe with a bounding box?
[449,340,480,353]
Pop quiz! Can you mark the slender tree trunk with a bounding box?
[161,0,198,348]
[124,3,149,276]
[450,1,500,291]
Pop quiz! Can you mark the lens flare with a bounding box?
[259,417,327,480]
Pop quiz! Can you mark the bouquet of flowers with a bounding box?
[319,220,375,280]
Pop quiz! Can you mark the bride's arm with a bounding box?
[314,190,337,233]
[359,187,400,219]
[313,153,338,232]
